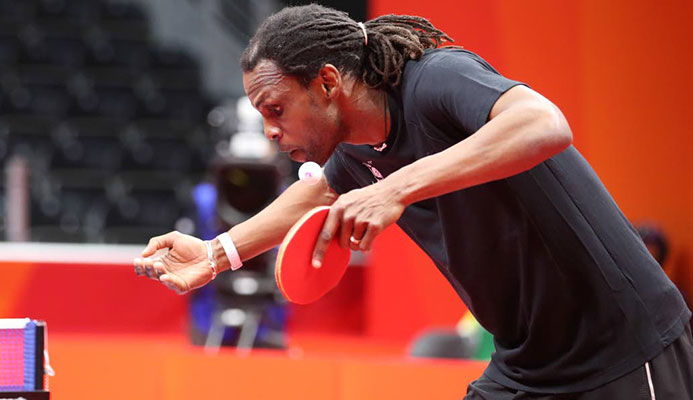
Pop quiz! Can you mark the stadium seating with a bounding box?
[0,0,214,243]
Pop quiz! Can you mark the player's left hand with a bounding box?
[312,182,405,267]
[133,231,213,294]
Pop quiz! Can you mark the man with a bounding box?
[133,5,693,398]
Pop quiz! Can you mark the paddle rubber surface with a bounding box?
[275,206,351,304]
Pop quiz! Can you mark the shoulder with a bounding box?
[399,48,504,110]
[397,48,524,136]
[401,48,501,87]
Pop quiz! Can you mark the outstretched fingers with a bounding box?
[133,257,159,279]
[132,230,208,295]
[134,231,180,280]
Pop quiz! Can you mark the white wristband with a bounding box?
[216,232,243,271]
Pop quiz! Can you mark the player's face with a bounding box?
[243,60,345,164]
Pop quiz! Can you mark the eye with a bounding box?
[268,105,282,117]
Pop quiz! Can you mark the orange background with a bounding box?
[0,260,486,399]
[2,1,692,399]
[367,0,693,337]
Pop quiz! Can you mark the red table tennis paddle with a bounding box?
[275,206,351,304]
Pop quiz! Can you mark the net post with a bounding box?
[22,320,45,391]
[34,321,45,391]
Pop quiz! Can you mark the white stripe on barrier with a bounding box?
[0,242,143,265]
[0,318,30,329]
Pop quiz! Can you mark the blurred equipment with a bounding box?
[635,223,670,266]
[0,319,54,400]
[635,223,690,307]
[409,311,494,361]
[455,311,495,360]
[190,96,288,352]
[409,329,476,360]
[4,155,29,241]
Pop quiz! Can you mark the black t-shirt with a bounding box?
[324,48,691,393]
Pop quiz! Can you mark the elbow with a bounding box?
[554,114,573,151]
[537,106,573,156]
[551,121,573,154]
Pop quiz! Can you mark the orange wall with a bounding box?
[48,335,487,400]
[367,227,466,339]
[0,262,188,334]
[367,0,693,336]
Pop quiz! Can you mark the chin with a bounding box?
[310,146,339,166]
[289,142,338,165]
[306,154,330,166]
[288,149,307,163]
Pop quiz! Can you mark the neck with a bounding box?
[340,81,390,147]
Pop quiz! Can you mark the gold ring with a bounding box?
[349,236,361,245]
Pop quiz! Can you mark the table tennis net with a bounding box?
[0,319,49,391]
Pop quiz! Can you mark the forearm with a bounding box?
[383,104,572,207]
[212,174,337,271]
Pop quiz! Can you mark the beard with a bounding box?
[301,135,340,165]
[300,100,347,165]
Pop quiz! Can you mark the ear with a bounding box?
[315,64,342,99]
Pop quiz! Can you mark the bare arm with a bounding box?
[135,172,336,293]
[211,173,337,271]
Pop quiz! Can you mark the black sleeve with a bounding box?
[412,49,525,138]
[322,145,363,195]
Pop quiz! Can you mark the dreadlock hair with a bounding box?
[240,4,453,90]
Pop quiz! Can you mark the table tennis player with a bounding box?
[133,4,693,398]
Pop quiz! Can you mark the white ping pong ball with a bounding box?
[298,162,322,185]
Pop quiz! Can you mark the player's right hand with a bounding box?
[133,231,213,295]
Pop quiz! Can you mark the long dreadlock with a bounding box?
[240,4,453,89]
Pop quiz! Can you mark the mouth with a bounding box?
[277,141,293,153]
[278,144,296,154]
[277,140,308,162]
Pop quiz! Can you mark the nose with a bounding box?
[264,121,282,142]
